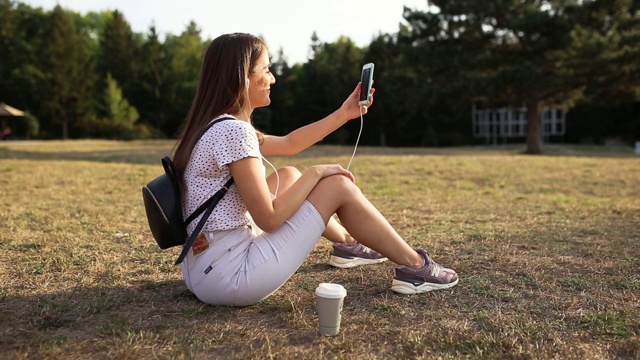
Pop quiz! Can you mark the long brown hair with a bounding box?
[173,33,266,189]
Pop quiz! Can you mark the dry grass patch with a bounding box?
[0,141,638,359]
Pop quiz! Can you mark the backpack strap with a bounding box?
[202,116,235,139]
[183,177,234,226]
[181,116,236,226]
[161,156,178,180]
[175,176,234,265]
[175,116,236,265]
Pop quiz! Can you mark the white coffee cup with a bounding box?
[315,283,347,336]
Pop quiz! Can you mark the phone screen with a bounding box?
[359,65,373,103]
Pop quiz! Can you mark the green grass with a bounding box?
[0,140,638,359]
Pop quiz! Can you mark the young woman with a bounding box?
[173,33,458,307]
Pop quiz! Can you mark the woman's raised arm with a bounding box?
[260,83,374,156]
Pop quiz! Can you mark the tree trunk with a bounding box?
[62,120,69,140]
[525,100,542,154]
[379,129,386,147]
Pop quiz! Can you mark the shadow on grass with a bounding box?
[0,144,173,165]
[1,141,636,166]
[0,142,474,165]
[2,259,639,358]
[1,278,322,357]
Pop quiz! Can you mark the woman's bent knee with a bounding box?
[269,166,301,193]
[308,175,361,215]
[322,174,360,194]
[310,175,361,202]
[278,166,300,176]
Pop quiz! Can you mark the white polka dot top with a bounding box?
[183,114,261,233]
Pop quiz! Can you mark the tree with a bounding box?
[103,73,139,139]
[267,49,310,137]
[83,73,139,139]
[253,47,291,134]
[0,2,49,126]
[42,5,94,139]
[570,0,640,105]
[162,22,208,136]
[364,33,427,146]
[130,25,172,135]
[402,0,639,154]
[293,35,363,144]
[563,0,640,144]
[98,10,137,100]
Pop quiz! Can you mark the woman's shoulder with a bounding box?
[208,115,254,134]
[199,116,259,150]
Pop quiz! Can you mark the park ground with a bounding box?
[0,140,638,359]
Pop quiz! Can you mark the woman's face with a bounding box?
[247,50,275,109]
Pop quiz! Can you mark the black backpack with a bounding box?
[141,117,233,264]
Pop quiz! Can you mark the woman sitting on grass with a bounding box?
[172,33,458,307]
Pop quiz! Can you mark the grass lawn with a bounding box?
[0,140,638,359]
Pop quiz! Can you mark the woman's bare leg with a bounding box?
[307,174,424,269]
[267,166,356,245]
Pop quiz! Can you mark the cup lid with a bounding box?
[315,283,347,298]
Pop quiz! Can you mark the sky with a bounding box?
[22,0,431,65]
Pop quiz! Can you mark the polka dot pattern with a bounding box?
[183,114,261,233]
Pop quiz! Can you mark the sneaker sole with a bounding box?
[328,255,388,268]
[390,278,459,294]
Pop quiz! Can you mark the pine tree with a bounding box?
[402,0,639,153]
[44,5,94,139]
[162,21,207,136]
[131,25,172,135]
[98,10,137,101]
[102,73,139,139]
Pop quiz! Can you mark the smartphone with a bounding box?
[358,63,374,105]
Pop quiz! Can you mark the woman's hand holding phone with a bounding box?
[341,81,375,120]
[359,63,374,106]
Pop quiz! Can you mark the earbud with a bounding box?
[245,77,250,89]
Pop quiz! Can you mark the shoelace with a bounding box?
[430,263,443,278]
[339,242,372,255]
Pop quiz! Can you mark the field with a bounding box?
[0,140,638,359]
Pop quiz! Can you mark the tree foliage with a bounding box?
[43,5,94,139]
[0,1,637,150]
[400,0,640,153]
[82,73,139,139]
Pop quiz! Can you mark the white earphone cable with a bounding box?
[262,156,280,197]
[346,106,364,172]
